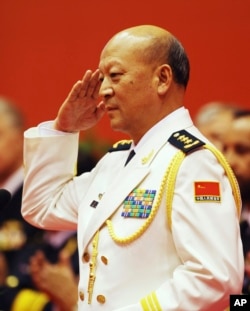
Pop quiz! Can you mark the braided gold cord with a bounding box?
[166,151,186,230]
[106,143,241,243]
[204,144,242,218]
[87,230,100,304]
[166,145,242,231]
[106,159,174,245]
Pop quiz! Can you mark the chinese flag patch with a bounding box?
[194,181,221,203]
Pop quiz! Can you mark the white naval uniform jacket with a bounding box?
[22,108,244,311]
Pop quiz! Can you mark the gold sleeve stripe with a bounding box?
[140,292,163,311]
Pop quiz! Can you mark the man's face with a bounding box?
[198,110,234,151]
[0,115,23,181]
[223,116,250,202]
[98,38,160,142]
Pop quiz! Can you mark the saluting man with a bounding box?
[22,25,243,310]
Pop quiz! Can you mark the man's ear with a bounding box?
[157,64,172,95]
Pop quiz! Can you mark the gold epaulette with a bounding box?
[108,139,132,152]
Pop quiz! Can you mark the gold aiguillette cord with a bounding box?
[87,230,100,304]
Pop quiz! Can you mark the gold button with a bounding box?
[82,252,90,262]
[96,294,106,304]
[101,255,108,265]
[79,291,84,301]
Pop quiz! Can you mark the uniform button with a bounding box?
[79,291,84,301]
[101,255,108,265]
[82,252,90,262]
[96,294,106,304]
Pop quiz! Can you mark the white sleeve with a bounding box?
[38,121,76,136]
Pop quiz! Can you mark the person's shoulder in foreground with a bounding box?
[21,24,244,311]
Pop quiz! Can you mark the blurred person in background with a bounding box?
[0,96,42,248]
[223,109,250,294]
[0,96,44,295]
[10,229,79,311]
[0,96,46,309]
[29,248,79,311]
[194,101,240,151]
[0,96,96,310]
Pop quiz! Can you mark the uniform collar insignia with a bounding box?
[141,149,154,165]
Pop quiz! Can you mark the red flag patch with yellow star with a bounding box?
[194,181,221,203]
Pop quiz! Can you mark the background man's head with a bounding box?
[195,101,239,151]
[223,110,250,204]
[0,97,25,185]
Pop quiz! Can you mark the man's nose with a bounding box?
[99,79,113,98]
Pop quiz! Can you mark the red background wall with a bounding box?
[1,0,250,145]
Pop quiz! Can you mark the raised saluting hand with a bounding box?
[54,69,105,133]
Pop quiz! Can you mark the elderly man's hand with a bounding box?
[54,69,105,133]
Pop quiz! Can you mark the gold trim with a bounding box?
[106,162,172,245]
[141,149,154,165]
[166,145,241,231]
[166,150,185,229]
[106,143,241,241]
[204,144,241,218]
[87,230,100,304]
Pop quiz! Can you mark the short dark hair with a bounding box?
[142,35,190,89]
[167,36,190,88]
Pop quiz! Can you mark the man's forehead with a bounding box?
[233,116,250,131]
[228,119,250,144]
[101,35,147,56]
[99,41,142,69]
[98,57,123,69]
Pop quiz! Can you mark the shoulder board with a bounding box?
[109,140,132,152]
[168,130,205,154]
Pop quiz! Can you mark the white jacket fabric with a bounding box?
[22,107,244,311]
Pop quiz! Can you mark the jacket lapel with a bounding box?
[81,164,150,250]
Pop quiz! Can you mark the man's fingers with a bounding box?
[83,69,101,99]
[95,101,106,119]
[30,250,47,268]
[66,81,84,102]
[65,69,100,105]
[78,70,93,98]
[92,78,102,99]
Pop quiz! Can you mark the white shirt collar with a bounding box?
[133,107,187,153]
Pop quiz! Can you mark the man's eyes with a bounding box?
[110,72,122,79]
[99,73,122,82]
[235,145,250,156]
